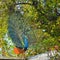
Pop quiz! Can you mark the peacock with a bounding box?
[8,10,37,54]
[8,1,37,54]
[8,11,29,54]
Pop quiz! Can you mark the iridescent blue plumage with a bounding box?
[22,35,29,50]
[8,26,29,50]
[8,12,29,51]
[8,25,23,49]
[8,10,36,51]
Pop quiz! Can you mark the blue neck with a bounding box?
[22,35,29,50]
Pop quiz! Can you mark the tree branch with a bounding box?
[15,2,32,5]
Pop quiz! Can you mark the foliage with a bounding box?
[0,0,60,58]
[0,1,8,38]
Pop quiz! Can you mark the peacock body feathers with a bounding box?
[8,10,37,50]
